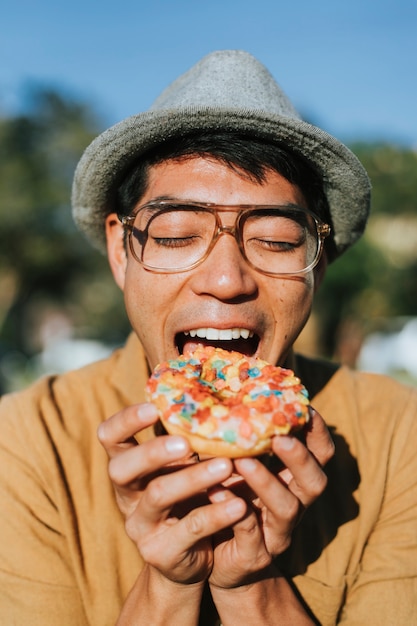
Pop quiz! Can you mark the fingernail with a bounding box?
[226,498,245,516]
[137,403,157,421]
[209,487,227,502]
[275,436,295,450]
[237,457,257,472]
[165,436,188,454]
[207,458,229,475]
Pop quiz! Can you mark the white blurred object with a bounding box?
[358,318,417,379]
[31,308,114,374]
[37,337,113,374]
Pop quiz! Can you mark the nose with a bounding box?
[189,230,258,301]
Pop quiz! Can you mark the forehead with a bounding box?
[139,156,307,209]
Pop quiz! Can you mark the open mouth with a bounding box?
[175,327,260,357]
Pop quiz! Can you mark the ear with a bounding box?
[105,213,127,290]
[313,252,327,293]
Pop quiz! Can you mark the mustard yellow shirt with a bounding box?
[0,333,416,625]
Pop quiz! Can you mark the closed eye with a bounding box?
[248,237,304,252]
[152,235,202,248]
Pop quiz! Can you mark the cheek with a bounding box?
[273,278,314,336]
[122,265,179,333]
[273,274,314,308]
[122,265,151,327]
[123,275,162,367]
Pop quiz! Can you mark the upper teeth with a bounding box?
[184,328,254,340]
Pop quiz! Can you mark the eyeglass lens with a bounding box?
[131,205,320,274]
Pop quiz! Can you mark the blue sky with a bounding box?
[2,0,416,147]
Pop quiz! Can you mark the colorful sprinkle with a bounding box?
[145,346,310,452]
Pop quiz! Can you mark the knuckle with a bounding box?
[146,477,168,508]
[243,516,260,537]
[124,515,139,543]
[107,457,124,485]
[275,535,292,554]
[246,551,272,573]
[287,497,300,521]
[184,510,206,537]
[310,470,328,497]
[291,442,311,466]
[136,538,159,566]
[319,469,329,491]
[125,519,161,565]
[280,496,299,522]
[323,438,336,464]
[97,422,111,447]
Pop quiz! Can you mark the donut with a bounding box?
[146,346,310,458]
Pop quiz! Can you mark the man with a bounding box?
[0,50,416,625]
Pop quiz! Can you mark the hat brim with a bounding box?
[72,107,371,259]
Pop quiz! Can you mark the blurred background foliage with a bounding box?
[0,86,416,392]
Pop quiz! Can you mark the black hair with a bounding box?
[115,132,333,247]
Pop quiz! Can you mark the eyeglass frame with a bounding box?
[118,200,331,277]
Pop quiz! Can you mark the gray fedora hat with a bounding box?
[72,50,371,259]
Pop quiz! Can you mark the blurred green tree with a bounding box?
[312,143,417,361]
[0,87,130,380]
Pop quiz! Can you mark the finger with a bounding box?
[139,457,235,523]
[125,459,242,548]
[97,402,159,458]
[271,434,328,507]
[136,496,247,572]
[233,455,308,557]
[304,407,335,466]
[107,434,191,487]
[209,485,268,551]
[235,456,300,522]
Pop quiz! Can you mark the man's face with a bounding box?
[107,156,323,370]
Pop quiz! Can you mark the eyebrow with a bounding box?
[137,198,307,211]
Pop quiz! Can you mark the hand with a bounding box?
[97,403,248,586]
[207,408,334,589]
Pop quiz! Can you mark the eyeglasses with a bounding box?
[118,200,331,276]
